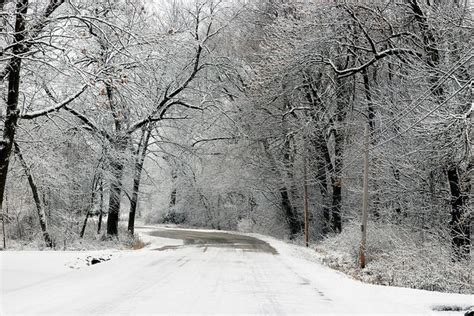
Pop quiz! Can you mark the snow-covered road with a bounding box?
[1,226,472,315]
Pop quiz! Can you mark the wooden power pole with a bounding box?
[303,144,309,247]
[359,124,369,268]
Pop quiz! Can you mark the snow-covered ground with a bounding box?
[0,226,472,315]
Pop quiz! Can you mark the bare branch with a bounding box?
[1,0,66,82]
[20,85,88,119]
[325,48,422,78]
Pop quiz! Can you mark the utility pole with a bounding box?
[359,124,369,268]
[303,140,309,247]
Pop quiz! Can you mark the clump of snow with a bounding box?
[66,253,114,269]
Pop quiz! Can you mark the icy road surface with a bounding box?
[1,226,472,315]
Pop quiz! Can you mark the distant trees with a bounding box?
[166,0,471,261]
[1,0,241,244]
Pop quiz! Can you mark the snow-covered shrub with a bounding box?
[160,210,186,225]
[318,220,473,294]
[237,218,252,232]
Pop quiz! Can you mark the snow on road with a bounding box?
[0,226,472,315]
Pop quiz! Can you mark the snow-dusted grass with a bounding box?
[3,221,145,251]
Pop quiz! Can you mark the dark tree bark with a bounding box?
[280,188,299,237]
[14,142,53,248]
[331,180,342,233]
[106,161,123,236]
[282,136,301,237]
[311,129,331,236]
[447,167,470,260]
[80,172,101,238]
[104,67,130,236]
[361,67,376,133]
[0,0,28,221]
[302,74,335,236]
[80,212,90,238]
[168,161,178,208]
[330,74,350,233]
[169,173,177,208]
[106,136,128,236]
[128,127,152,235]
[315,149,331,236]
[262,139,300,238]
[97,178,104,234]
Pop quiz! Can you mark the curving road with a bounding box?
[148,229,278,254]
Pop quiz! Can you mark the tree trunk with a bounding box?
[97,177,104,234]
[128,127,151,235]
[106,158,124,236]
[280,188,299,237]
[14,142,53,248]
[447,167,470,260]
[331,76,349,233]
[261,139,300,238]
[169,169,178,207]
[302,74,332,236]
[361,67,376,132]
[331,180,342,233]
[106,136,128,236]
[282,136,301,238]
[0,0,28,220]
[81,173,100,238]
[312,132,331,236]
[330,130,344,233]
[80,211,90,238]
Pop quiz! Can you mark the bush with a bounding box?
[318,221,473,294]
[161,210,186,225]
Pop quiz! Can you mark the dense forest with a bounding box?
[1,0,472,293]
